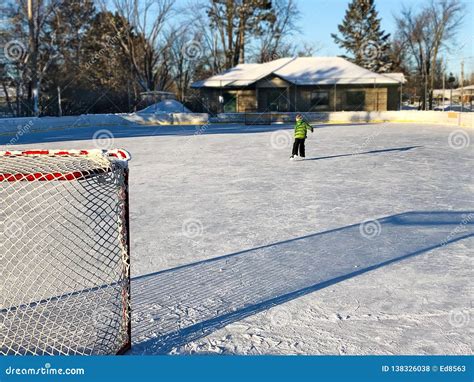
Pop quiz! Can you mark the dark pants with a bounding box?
[292,138,305,157]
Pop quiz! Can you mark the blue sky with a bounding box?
[174,0,473,75]
[295,0,473,74]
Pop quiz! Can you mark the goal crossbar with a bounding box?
[0,149,130,180]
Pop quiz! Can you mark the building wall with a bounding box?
[198,88,258,114]
[292,85,390,112]
[256,77,290,88]
[238,90,257,112]
[199,88,221,114]
[199,83,399,114]
[358,87,388,111]
[256,77,292,112]
[387,85,401,110]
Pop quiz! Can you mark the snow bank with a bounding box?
[126,113,208,125]
[0,112,209,135]
[0,114,134,136]
[136,100,191,114]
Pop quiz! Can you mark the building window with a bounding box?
[223,92,237,113]
[267,89,289,112]
[310,91,330,110]
[346,91,365,110]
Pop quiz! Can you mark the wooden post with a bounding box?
[442,64,446,110]
[400,82,403,111]
[294,84,297,112]
[374,77,377,111]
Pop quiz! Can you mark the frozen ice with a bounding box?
[1,121,472,355]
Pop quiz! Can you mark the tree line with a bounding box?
[0,0,468,117]
[332,0,467,110]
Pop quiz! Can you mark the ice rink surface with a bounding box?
[1,122,473,355]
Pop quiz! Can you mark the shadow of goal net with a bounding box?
[0,149,131,355]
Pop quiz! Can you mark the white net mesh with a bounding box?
[0,150,131,355]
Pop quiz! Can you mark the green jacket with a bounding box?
[294,120,313,139]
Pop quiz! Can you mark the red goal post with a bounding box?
[0,149,132,355]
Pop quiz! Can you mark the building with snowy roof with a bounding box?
[191,57,405,114]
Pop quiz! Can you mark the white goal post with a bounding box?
[0,149,131,355]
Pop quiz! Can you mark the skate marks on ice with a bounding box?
[131,211,474,354]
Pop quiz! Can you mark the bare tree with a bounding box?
[427,0,464,107]
[1,0,62,116]
[168,28,205,102]
[182,1,226,75]
[23,0,60,115]
[253,0,300,62]
[102,0,175,92]
[395,0,464,109]
[207,0,275,69]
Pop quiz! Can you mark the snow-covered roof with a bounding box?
[433,89,458,97]
[433,86,474,97]
[192,58,295,88]
[192,57,405,88]
[381,72,407,84]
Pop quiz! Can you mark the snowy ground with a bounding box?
[1,122,473,355]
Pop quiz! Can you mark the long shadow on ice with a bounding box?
[0,121,386,146]
[0,124,293,146]
[130,211,474,354]
[305,145,421,161]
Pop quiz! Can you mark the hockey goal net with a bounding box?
[0,149,131,355]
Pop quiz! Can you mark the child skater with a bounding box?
[290,114,313,160]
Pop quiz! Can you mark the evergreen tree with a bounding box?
[331,0,393,73]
